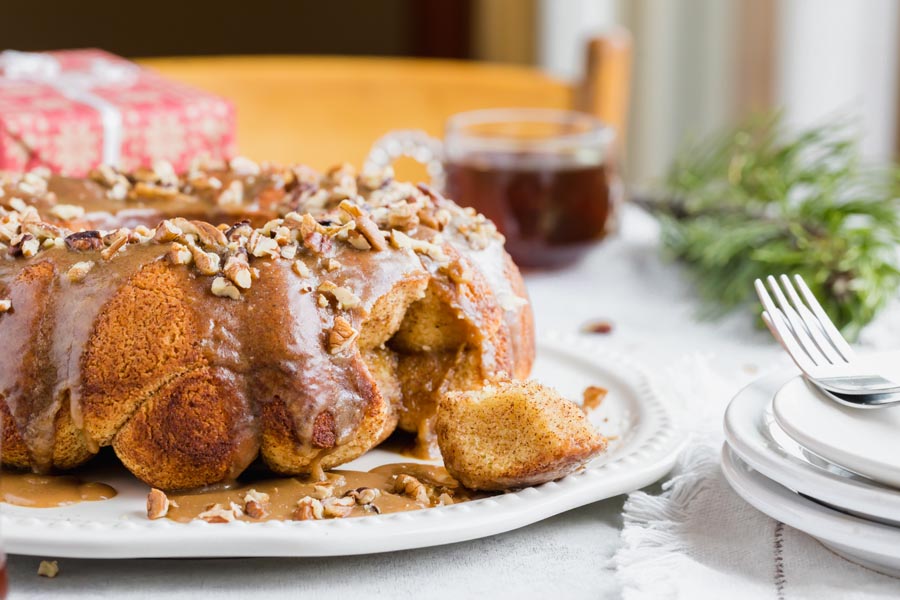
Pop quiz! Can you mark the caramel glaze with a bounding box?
[0,471,116,507]
[0,166,534,490]
[166,462,477,522]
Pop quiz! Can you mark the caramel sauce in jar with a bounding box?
[445,158,620,268]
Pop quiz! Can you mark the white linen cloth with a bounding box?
[8,206,900,598]
[615,355,900,599]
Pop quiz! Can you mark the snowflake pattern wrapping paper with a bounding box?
[0,49,236,175]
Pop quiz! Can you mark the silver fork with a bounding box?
[754,274,900,399]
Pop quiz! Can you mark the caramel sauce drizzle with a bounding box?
[0,462,481,522]
[0,471,116,507]
[166,462,473,523]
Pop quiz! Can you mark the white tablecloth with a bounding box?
[7,207,890,599]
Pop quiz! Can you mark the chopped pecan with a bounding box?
[223,253,252,289]
[393,474,429,504]
[338,199,386,250]
[211,276,241,300]
[302,230,332,254]
[280,244,298,259]
[247,231,279,258]
[65,230,103,252]
[9,233,39,257]
[311,481,335,500]
[229,156,260,176]
[132,181,178,200]
[191,220,228,248]
[327,316,359,354]
[345,487,381,505]
[100,231,128,260]
[322,496,355,518]
[242,489,270,519]
[187,241,221,275]
[153,220,183,243]
[293,496,324,521]
[37,560,59,578]
[0,299,11,312]
[146,488,170,520]
[389,230,448,262]
[66,261,95,283]
[318,281,361,310]
[217,179,244,207]
[224,220,253,242]
[346,230,372,250]
[49,203,85,221]
[292,260,311,277]
[168,242,192,265]
[197,502,243,523]
[23,221,63,241]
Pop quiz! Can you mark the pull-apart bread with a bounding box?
[0,160,600,491]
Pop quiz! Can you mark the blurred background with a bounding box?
[4,0,898,186]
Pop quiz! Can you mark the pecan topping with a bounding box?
[247,231,279,258]
[243,489,270,519]
[223,253,252,289]
[224,220,253,242]
[100,231,128,260]
[338,199,385,250]
[191,220,228,248]
[147,488,170,520]
[37,560,59,578]
[65,230,103,251]
[322,496,355,518]
[280,244,298,259]
[345,487,381,505]
[9,233,39,257]
[393,474,429,504]
[217,179,244,207]
[311,481,336,500]
[66,261,95,283]
[317,281,361,310]
[198,502,243,523]
[211,276,241,300]
[292,260,311,277]
[327,316,359,354]
[187,241,221,275]
[49,203,85,221]
[153,220,183,242]
[168,242,192,265]
[229,156,261,176]
[0,299,11,313]
[293,496,324,521]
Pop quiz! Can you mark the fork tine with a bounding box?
[765,275,830,365]
[793,274,856,361]
[779,274,845,364]
[755,279,817,372]
[761,310,817,373]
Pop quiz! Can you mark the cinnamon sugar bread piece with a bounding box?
[435,380,606,491]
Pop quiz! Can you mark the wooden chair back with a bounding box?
[141,29,631,173]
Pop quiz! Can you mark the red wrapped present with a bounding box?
[0,48,236,175]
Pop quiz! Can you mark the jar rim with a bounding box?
[444,108,614,154]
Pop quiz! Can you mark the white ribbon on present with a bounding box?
[0,50,139,165]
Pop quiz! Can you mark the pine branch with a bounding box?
[640,115,900,339]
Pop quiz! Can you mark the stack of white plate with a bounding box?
[723,352,900,576]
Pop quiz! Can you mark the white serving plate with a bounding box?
[772,351,900,488]
[724,369,900,526]
[2,332,682,559]
[722,445,900,578]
